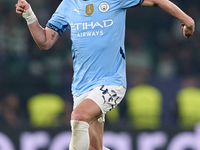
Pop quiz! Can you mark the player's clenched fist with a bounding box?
[15,0,37,24]
[181,23,195,38]
[15,0,29,14]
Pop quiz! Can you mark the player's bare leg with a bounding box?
[69,98,102,150]
[89,119,104,150]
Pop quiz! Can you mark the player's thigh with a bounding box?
[71,98,102,123]
[89,120,104,150]
[86,85,126,121]
[72,85,126,123]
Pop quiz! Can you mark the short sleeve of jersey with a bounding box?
[46,1,68,36]
[118,0,144,8]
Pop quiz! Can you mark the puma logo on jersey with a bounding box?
[74,9,80,14]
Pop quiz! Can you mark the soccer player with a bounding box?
[16,0,194,149]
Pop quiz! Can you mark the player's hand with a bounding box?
[15,0,30,14]
[181,22,195,38]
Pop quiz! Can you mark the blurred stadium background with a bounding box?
[0,0,200,149]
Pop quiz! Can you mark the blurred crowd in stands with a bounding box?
[0,0,200,130]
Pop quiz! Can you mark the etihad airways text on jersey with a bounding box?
[70,19,113,31]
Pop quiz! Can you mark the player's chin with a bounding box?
[185,34,191,38]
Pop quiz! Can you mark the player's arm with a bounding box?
[141,0,195,38]
[15,0,60,50]
[27,21,60,50]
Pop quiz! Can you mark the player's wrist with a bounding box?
[22,6,37,24]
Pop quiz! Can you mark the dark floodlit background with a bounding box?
[0,0,200,149]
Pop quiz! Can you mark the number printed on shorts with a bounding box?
[100,85,119,107]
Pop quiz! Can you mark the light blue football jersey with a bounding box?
[47,0,143,96]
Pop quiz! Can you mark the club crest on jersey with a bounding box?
[85,4,94,16]
[99,2,109,12]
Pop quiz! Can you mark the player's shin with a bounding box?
[69,120,90,150]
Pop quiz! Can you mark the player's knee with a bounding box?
[71,109,88,122]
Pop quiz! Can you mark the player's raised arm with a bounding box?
[15,0,60,50]
[141,0,195,38]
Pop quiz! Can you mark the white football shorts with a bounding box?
[72,85,126,122]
